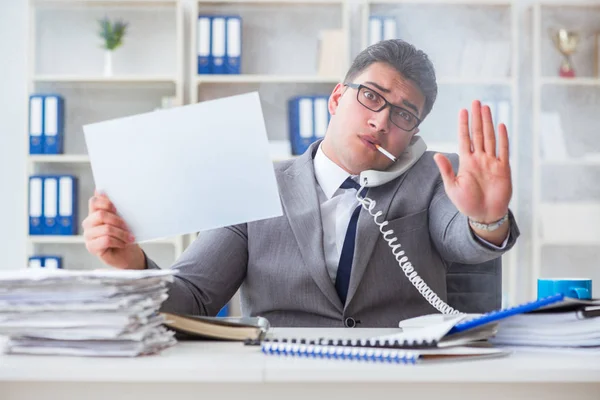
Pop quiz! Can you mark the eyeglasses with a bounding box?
[344,83,421,132]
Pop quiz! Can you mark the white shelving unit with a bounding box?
[25,0,186,269]
[532,1,600,299]
[34,75,179,83]
[195,75,344,85]
[361,0,520,306]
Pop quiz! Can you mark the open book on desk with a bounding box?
[161,312,270,341]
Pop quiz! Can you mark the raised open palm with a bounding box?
[433,100,512,224]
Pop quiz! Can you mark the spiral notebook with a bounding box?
[249,294,568,353]
[260,341,509,364]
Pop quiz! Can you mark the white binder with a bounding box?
[369,17,382,46]
[226,16,241,74]
[211,17,226,74]
[298,98,313,139]
[314,97,329,138]
[29,176,44,235]
[44,176,58,235]
[29,96,44,154]
[383,18,397,40]
[197,16,211,74]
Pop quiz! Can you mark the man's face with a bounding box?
[321,62,426,175]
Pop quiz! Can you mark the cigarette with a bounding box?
[375,144,397,162]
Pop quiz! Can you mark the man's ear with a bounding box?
[328,83,346,116]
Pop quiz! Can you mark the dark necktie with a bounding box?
[335,177,366,305]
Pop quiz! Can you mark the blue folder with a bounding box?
[28,95,44,154]
[225,16,241,74]
[28,175,44,235]
[42,94,65,154]
[211,16,226,74]
[57,175,78,235]
[28,256,63,269]
[288,95,330,155]
[448,293,566,334]
[43,175,60,235]
[197,15,212,74]
[28,256,44,269]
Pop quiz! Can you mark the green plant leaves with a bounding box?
[98,17,128,51]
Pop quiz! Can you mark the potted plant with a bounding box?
[98,17,128,77]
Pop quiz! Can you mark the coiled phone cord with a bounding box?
[356,184,461,315]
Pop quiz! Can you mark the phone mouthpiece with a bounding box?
[375,144,397,162]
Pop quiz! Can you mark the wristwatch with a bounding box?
[468,212,509,232]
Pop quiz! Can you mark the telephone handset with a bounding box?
[354,135,462,316]
[359,135,428,188]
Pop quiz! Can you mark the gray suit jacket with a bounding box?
[148,140,520,327]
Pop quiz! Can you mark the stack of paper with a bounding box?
[491,306,600,348]
[0,269,177,357]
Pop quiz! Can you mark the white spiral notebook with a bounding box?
[249,295,571,363]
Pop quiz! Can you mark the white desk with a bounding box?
[1,328,599,400]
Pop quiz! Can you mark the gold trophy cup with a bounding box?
[551,29,580,78]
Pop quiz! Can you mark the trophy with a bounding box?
[551,29,580,78]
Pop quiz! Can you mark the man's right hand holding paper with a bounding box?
[82,191,146,270]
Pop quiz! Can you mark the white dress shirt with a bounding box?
[312,144,508,284]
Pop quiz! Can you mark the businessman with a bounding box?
[83,39,520,327]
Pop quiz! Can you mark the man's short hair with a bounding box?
[344,39,438,120]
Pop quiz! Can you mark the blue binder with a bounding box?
[225,16,241,74]
[28,95,44,154]
[28,256,62,269]
[28,256,44,269]
[369,16,397,45]
[42,94,64,154]
[197,15,212,74]
[28,175,44,235]
[57,175,77,235]
[43,175,60,235]
[288,95,330,155]
[313,95,330,140]
[288,96,312,155]
[43,256,63,269]
[211,16,226,74]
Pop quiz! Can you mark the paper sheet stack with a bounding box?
[490,305,600,348]
[0,269,177,357]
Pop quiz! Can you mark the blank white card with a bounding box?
[83,92,283,243]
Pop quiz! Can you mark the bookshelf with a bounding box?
[532,2,600,300]
[361,0,520,306]
[25,0,186,270]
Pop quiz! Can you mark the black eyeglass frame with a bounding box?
[344,82,422,131]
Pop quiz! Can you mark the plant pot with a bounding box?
[104,50,113,77]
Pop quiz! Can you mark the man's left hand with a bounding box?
[433,100,512,229]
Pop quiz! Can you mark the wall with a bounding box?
[0,0,27,271]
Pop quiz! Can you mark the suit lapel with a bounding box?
[345,174,407,308]
[279,143,343,313]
